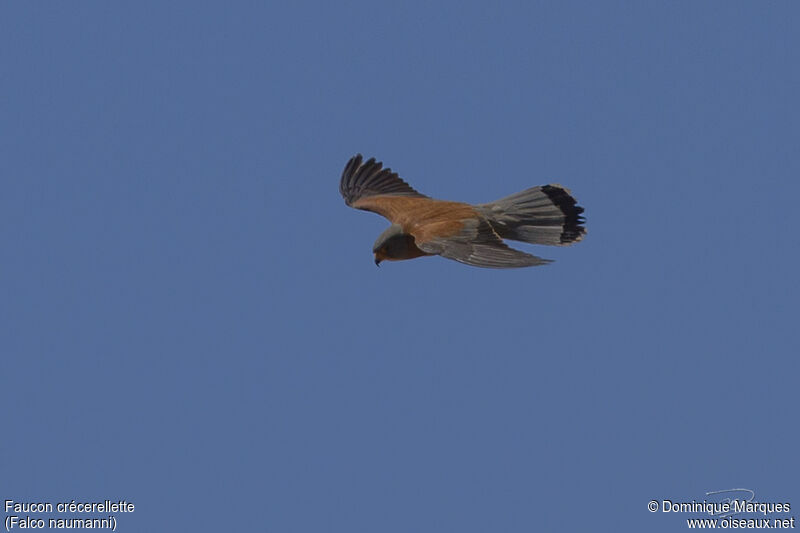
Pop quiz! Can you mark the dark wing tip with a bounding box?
[339,154,427,206]
[340,154,363,201]
[541,185,587,244]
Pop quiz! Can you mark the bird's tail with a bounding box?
[477,185,586,246]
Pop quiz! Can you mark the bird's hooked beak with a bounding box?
[373,249,387,267]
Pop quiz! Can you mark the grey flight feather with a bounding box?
[477,184,586,246]
[417,218,551,269]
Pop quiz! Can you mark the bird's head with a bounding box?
[373,248,388,266]
[372,224,407,267]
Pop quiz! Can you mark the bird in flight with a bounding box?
[340,154,586,268]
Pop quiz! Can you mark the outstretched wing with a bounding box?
[340,154,427,210]
[477,184,586,246]
[415,218,551,269]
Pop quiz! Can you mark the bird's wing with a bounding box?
[415,218,551,269]
[340,154,428,219]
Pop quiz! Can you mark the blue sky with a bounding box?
[2,2,798,531]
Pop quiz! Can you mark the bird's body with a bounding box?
[340,154,586,268]
[355,196,475,241]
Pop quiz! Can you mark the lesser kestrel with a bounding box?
[340,154,585,268]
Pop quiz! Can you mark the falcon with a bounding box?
[340,154,586,268]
